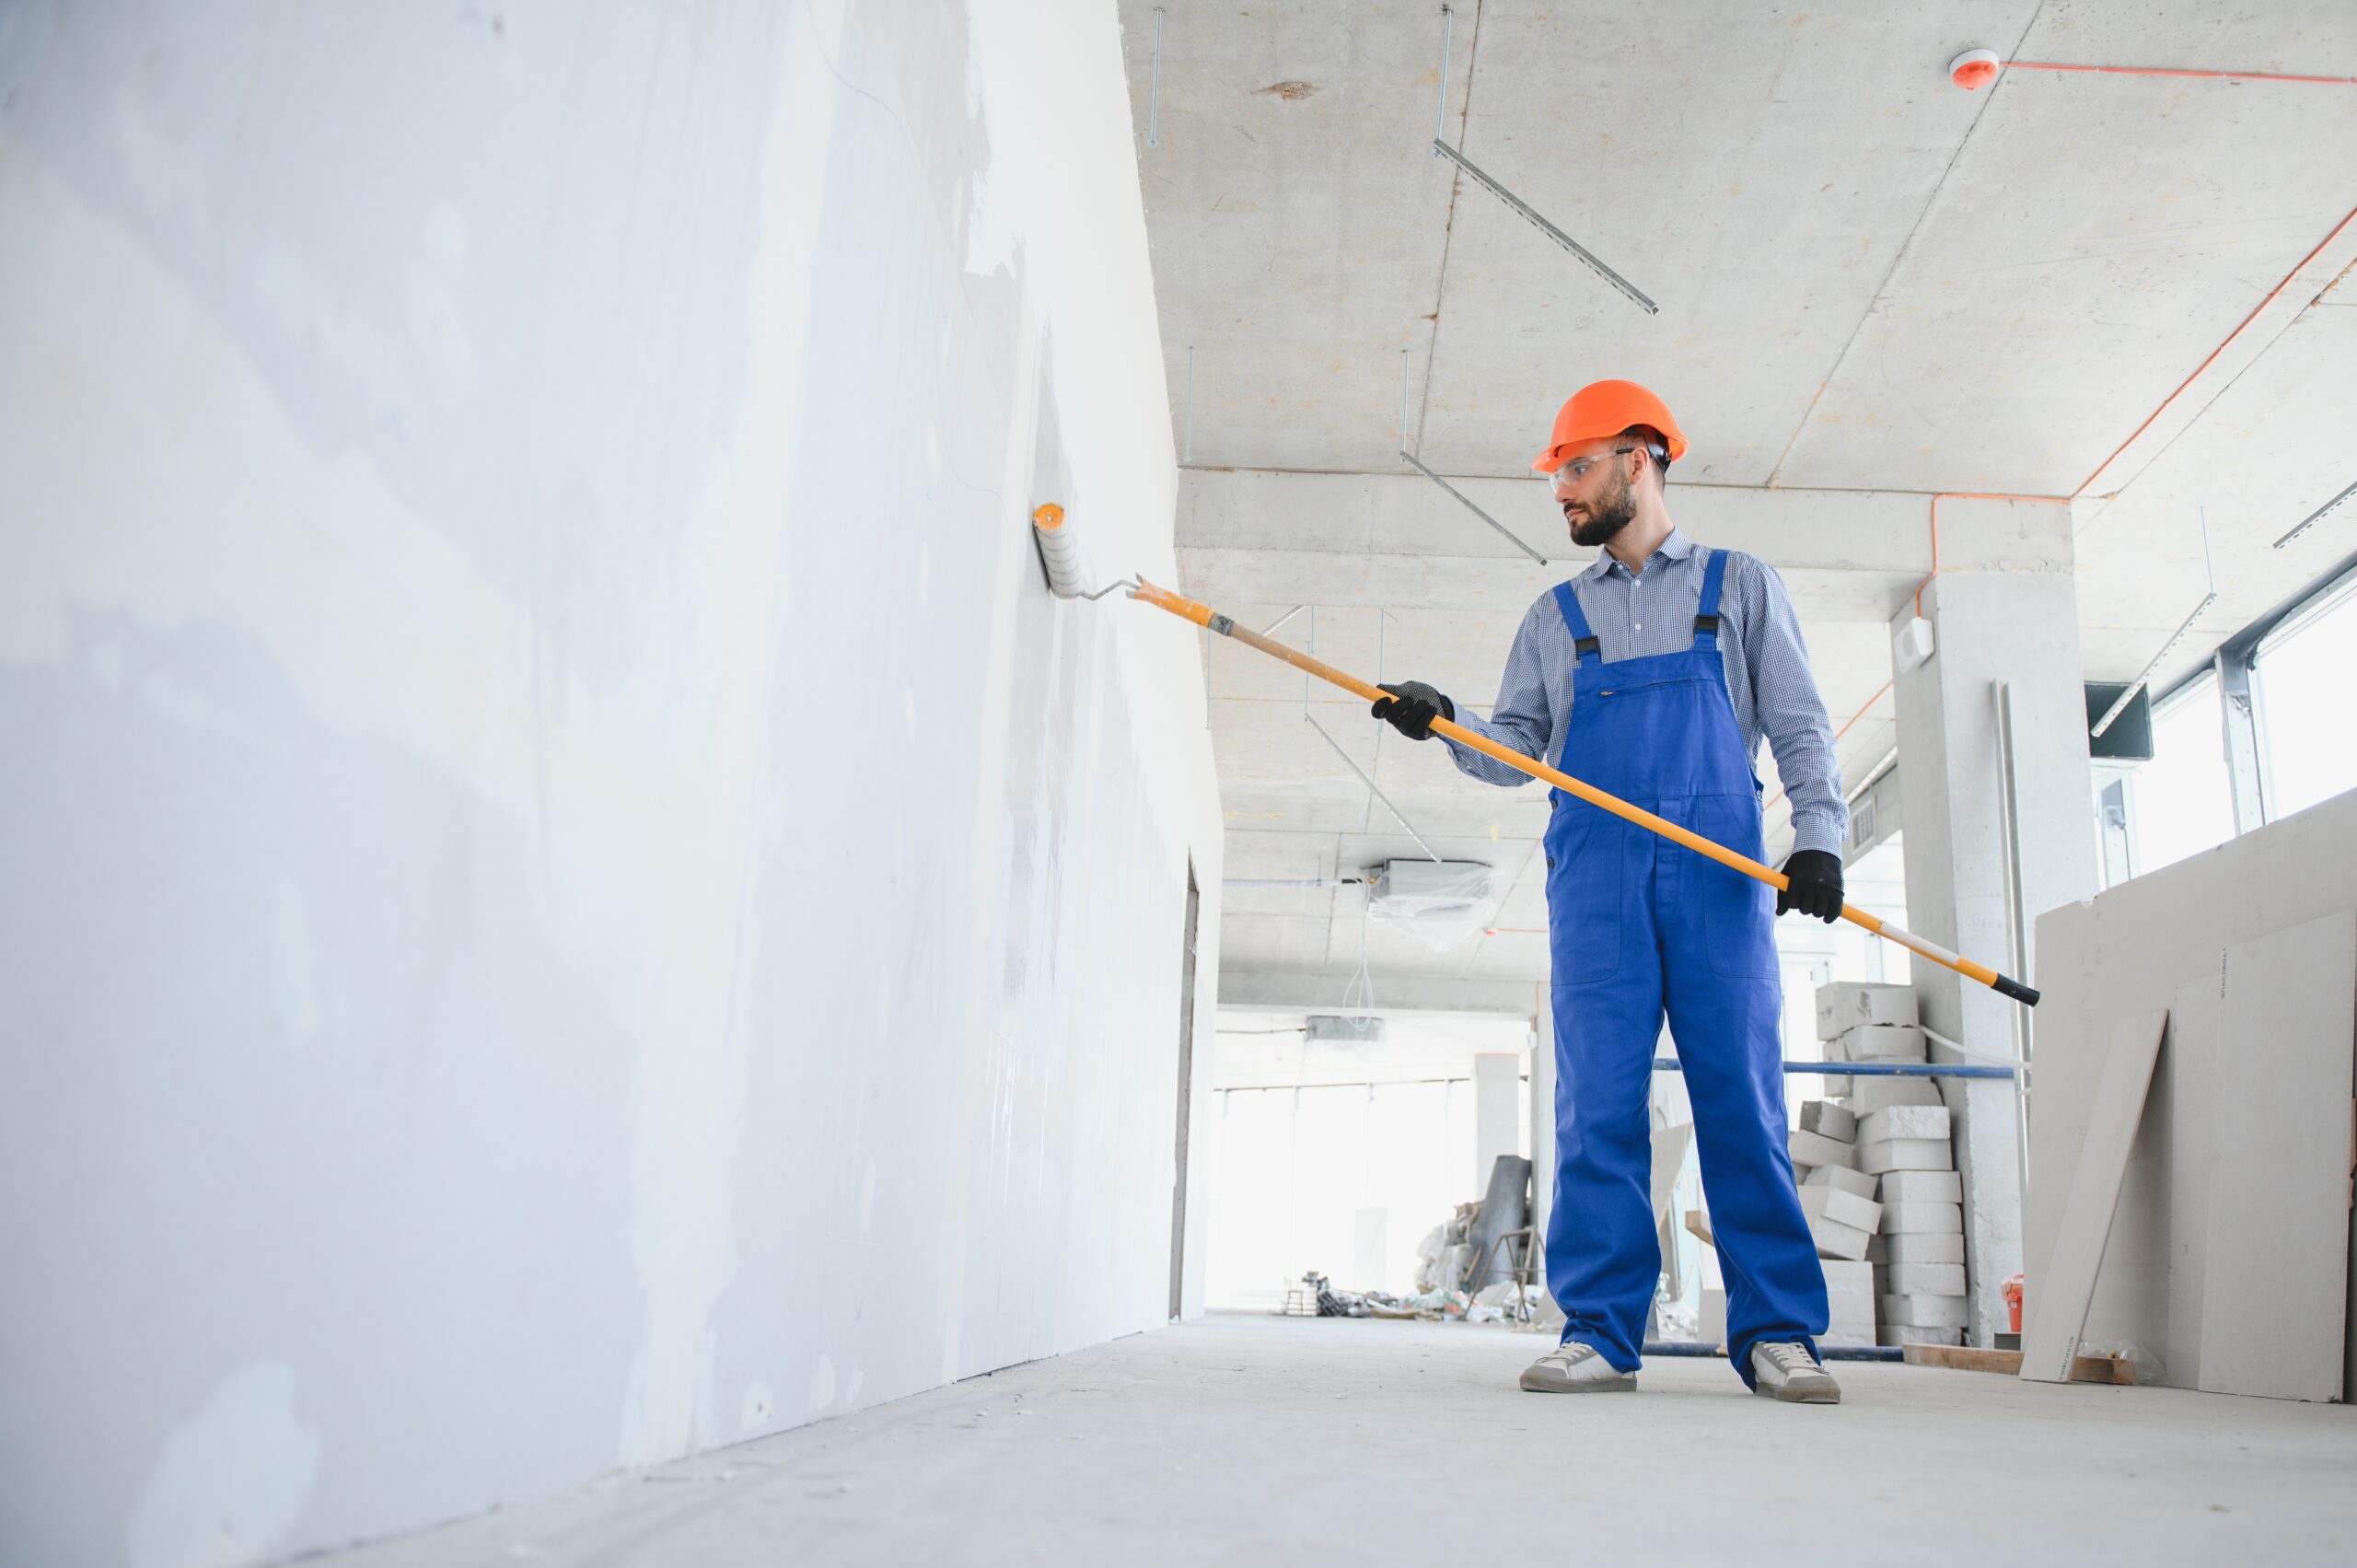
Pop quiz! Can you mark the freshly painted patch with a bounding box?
[127,1361,320,1568]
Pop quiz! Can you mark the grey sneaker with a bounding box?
[1750,1342,1840,1404]
[1519,1340,1637,1393]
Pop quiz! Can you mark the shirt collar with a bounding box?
[1581,527,1695,582]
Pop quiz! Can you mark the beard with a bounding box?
[1567,470,1636,548]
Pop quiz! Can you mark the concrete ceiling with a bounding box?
[1119,2,2357,1002]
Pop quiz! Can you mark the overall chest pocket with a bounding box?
[1545,802,1627,987]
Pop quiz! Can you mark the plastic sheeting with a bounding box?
[1366,859,1502,951]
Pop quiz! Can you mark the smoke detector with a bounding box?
[1948,49,2002,90]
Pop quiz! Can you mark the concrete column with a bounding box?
[1890,500,2099,1343]
[1473,1051,1521,1196]
[1529,993,1555,1247]
[1528,991,1562,1323]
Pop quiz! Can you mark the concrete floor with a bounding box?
[323,1312,2357,1566]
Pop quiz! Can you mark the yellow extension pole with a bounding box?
[1131,576,2038,1008]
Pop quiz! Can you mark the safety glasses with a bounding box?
[1544,446,1640,491]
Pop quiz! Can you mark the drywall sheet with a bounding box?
[2020,1010,2165,1383]
[2197,912,2357,1401]
[2161,975,2222,1389]
[2029,786,2357,1388]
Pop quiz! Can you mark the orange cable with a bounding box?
[1766,64,2353,822]
[2074,202,2357,496]
[2009,60,2357,87]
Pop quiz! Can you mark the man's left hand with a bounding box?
[1777,849,1844,923]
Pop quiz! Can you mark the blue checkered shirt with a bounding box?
[1440,528,1849,856]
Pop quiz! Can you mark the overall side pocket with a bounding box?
[1545,803,1625,987]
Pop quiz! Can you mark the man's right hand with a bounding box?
[1372,680,1454,741]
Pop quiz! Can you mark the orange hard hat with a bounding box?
[1531,379,1689,472]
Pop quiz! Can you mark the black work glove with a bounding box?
[1371,680,1454,741]
[1778,849,1844,923]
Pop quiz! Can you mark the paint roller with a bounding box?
[1027,504,2038,1007]
[1029,505,1136,600]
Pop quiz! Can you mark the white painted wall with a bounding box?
[0,4,1219,1563]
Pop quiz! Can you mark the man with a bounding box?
[1373,379,1849,1404]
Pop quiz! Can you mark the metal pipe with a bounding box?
[1642,1341,1904,1363]
[1225,877,1365,889]
[1993,679,2034,1195]
[1653,1058,2015,1079]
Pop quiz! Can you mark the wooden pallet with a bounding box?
[1901,1343,2137,1385]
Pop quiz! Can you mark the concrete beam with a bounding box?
[1217,969,1542,1017]
[1178,471,2070,621]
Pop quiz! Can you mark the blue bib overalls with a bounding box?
[1542,548,1827,1384]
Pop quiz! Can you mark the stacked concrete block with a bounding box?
[1798,1100,1855,1142]
[1842,1075,1944,1114]
[1861,1105,1968,1347]
[1811,983,1977,1346]
[1829,1024,1928,1063]
[1815,986,1937,1118]
[1789,1090,1873,1340]
[1788,1097,1858,1171]
[1803,1165,1875,1200]
[1820,1260,1875,1347]
[1788,1125,1858,1170]
[1815,981,1916,1040]
[1865,1230,1964,1266]
[1797,1179,1880,1262]
[1857,1104,1954,1176]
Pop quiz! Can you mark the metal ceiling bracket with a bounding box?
[1423,6,1656,313]
[2092,508,2217,738]
[1147,8,1164,147]
[1306,714,1443,863]
[1431,139,1659,315]
[1260,605,1307,637]
[1432,6,1455,143]
[2271,476,2357,550]
[1399,448,1550,564]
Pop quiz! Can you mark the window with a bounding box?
[2129,676,2234,876]
[2255,578,2357,820]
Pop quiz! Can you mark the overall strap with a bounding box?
[1552,581,1603,666]
[1692,548,1731,651]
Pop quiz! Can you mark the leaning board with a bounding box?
[2196,911,2357,1401]
[2020,1010,2168,1384]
